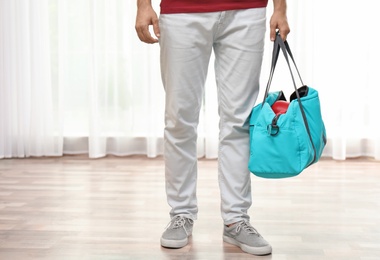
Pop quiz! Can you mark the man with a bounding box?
[135,0,290,256]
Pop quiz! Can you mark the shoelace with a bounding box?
[166,216,194,230]
[235,221,261,236]
[172,216,186,229]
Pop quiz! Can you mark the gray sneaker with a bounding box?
[223,220,272,255]
[160,215,194,248]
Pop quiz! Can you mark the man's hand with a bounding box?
[135,2,160,44]
[270,0,290,41]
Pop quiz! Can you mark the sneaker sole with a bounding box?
[161,237,189,249]
[223,235,272,256]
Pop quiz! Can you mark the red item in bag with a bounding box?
[272,100,289,115]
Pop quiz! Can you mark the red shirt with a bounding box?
[160,0,268,14]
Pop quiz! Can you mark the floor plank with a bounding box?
[0,156,379,259]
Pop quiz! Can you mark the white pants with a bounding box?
[159,8,266,225]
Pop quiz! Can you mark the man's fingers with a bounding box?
[269,20,290,42]
[142,26,158,43]
[270,26,276,41]
[153,18,160,38]
[136,25,158,44]
[135,25,145,42]
[278,27,290,41]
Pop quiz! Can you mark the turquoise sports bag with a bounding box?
[248,33,327,178]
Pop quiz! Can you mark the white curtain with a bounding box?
[1,0,379,160]
[0,0,61,157]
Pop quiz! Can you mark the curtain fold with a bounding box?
[1,0,379,160]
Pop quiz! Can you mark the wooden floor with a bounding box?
[0,156,379,260]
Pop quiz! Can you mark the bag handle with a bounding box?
[261,35,280,103]
[263,32,317,164]
[262,32,304,104]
